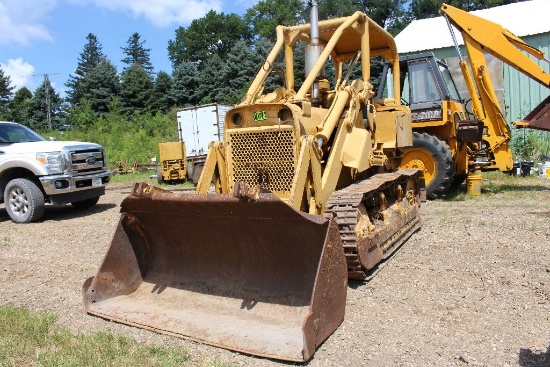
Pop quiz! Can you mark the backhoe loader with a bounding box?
[83,3,425,362]
[378,3,550,198]
[376,52,468,198]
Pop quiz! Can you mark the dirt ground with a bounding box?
[1,176,550,367]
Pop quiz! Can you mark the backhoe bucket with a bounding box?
[519,95,550,131]
[83,183,347,362]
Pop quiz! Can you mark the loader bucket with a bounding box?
[83,183,347,362]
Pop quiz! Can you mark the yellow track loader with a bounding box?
[84,4,425,362]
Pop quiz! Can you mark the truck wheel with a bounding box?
[192,164,204,186]
[156,166,164,184]
[400,132,455,199]
[4,178,45,223]
[71,196,100,209]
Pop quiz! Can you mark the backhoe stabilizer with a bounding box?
[83,182,347,362]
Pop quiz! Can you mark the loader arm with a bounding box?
[441,3,550,135]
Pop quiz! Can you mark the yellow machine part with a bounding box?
[158,141,187,181]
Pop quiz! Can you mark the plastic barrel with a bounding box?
[466,172,482,196]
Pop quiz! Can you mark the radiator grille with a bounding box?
[70,149,106,174]
[227,127,296,193]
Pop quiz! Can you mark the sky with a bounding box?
[0,0,259,97]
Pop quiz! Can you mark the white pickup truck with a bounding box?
[0,121,111,223]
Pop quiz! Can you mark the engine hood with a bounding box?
[0,140,102,153]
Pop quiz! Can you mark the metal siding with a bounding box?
[504,33,550,123]
[401,32,550,124]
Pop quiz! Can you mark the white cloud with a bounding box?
[0,0,234,46]
[0,0,56,45]
[67,0,223,27]
[0,58,36,91]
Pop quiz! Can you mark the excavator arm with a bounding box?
[440,3,550,170]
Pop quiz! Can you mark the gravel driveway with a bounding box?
[1,177,549,367]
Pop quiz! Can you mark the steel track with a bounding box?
[325,169,424,280]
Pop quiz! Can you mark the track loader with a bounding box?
[83,4,425,362]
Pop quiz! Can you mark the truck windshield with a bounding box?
[0,123,46,143]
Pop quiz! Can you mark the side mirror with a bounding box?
[49,137,57,141]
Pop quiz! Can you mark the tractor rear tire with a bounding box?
[400,132,455,199]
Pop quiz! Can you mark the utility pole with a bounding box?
[32,72,60,131]
[44,74,51,130]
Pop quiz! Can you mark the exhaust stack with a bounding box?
[305,0,325,103]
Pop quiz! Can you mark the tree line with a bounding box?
[0,0,524,132]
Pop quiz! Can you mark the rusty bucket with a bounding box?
[520,95,550,131]
[83,183,347,362]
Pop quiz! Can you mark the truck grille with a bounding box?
[227,127,296,193]
[70,149,106,174]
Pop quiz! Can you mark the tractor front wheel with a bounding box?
[400,132,455,199]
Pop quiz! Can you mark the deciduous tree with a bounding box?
[244,0,304,41]
[167,10,252,69]
[409,0,526,20]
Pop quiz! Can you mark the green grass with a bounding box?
[109,171,194,190]
[0,305,190,367]
[442,171,548,201]
[110,171,155,183]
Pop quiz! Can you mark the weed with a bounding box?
[1,237,12,249]
[0,305,191,367]
[110,171,194,189]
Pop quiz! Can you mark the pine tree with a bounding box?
[121,32,154,74]
[28,77,64,130]
[7,87,32,123]
[119,64,154,115]
[150,71,174,113]
[219,40,260,104]
[80,58,120,115]
[66,34,105,106]
[0,68,15,119]
[196,54,226,104]
[171,62,200,107]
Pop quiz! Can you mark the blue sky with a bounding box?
[0,0,259,97]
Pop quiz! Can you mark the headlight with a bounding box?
[37,152,64,174]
